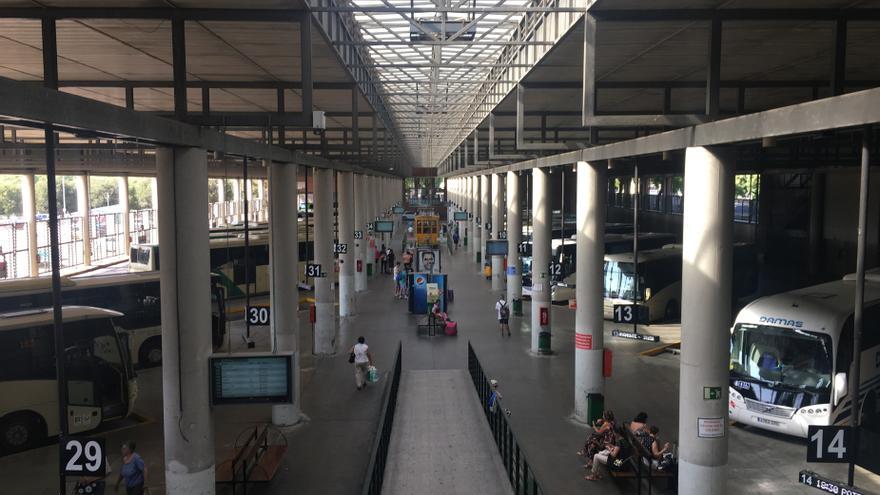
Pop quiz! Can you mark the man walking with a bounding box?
[495,294,511,337]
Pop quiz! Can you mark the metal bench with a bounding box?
[607,423,676,494]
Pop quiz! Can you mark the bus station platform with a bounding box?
[5,242,880,495]
[382,369,513,495]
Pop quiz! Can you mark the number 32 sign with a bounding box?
[62,437,106,476]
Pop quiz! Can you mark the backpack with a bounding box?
[499,302,510,319]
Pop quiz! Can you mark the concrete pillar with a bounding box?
[118,176,131,254]
[480,175,490,269]
[313,168,337,354]
[21,174,38,277]
[491,173,504,290]
[268,160,302,426]
[256,178,266,222]
[531,168,551,354]
[75,175,91,266]
[506,171,522,311]
[354,175,368,292]
[472,176,480,258]
[231,178,242,224]
[338,171,355,316]
[574,161,606,423]
[215,179,226,227]
[678,146,733,495]
[156,147,214,494]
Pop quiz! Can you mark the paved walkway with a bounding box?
[382,370,513,495]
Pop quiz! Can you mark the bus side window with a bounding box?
[837,317,853,374]
[0,325,55,381]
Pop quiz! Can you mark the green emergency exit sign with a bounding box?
[703,387,722,400]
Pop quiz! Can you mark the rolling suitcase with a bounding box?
[445,321,458,336]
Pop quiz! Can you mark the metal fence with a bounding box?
[131,208,158,244]
[36,216,84,275]
[733,198,759,224]
[467,342,546,495]
[89,212,126,262]
[361,341,403,495]
[0,221,32,279]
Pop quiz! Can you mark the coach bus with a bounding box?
[728,270,880,437]
[0,272,228,368]
[0,306,137,452]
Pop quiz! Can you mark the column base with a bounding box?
[678,459,728,495]
[314,302,337,354]
[166,464,215,495]
[272,404,305,427]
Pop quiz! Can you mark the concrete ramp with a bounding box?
[381,369,514,495]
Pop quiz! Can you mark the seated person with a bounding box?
[585,427,630,481]
[431,301,449,324]
[642,425,671,467]
[629,412,649,435]
[579,410,616,463]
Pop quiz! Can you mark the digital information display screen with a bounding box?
[453,211,469,221]
[392,206,405,214]
[210,353,293,405]
[375,220,394,233]
[485,239,508,256]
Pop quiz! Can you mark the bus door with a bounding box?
[64,344,103,434]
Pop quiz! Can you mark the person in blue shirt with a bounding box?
[115,441,147,495]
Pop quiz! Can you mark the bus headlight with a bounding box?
[644,287,652,300]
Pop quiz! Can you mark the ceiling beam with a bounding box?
[591,8,880,22]
[0,8,309,21]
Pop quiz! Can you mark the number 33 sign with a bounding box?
[62,437,106,476]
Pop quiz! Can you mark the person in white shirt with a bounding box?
[495,294,510,337]
[350,336,374,390]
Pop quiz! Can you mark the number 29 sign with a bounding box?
[62,437,106,476]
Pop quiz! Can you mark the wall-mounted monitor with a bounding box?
[453,211,469,221]
[375,220,394,233]
[210,353,293,405]
[392,206,405,214]
[486,240,509,256]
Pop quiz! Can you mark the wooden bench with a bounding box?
[216,424,288,495]
[606,423,676,494]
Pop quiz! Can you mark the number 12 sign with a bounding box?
[807,425,853,463]
[62,437,106,476]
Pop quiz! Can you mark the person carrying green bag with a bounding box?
[349,336,374,390]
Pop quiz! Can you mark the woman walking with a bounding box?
[115,441,147,495]
[349,336,374,390]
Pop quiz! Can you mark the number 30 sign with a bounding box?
[62,437,106,476]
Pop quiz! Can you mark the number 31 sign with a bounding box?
[62,437,106,476]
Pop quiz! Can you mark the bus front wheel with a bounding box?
[1,412,45,453]
[139,337,163,368]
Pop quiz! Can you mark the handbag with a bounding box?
[348,352,355,363]
[367,365,379,383]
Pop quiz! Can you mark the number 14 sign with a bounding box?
[807,425,853,463]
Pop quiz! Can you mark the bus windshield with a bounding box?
[604,261,641,300]
[730,323,833,392]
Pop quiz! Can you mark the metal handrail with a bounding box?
[360,341,403,495]
[467,342,546,495]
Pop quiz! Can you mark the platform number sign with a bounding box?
[354,230,364,240]
[549,262,563,278]
[367,222,374,232]
[62,437,106,477]
[498,231,507,240]
[333,242,348,254]
[247,306,271,326]
[518,243,528,254]
[807,426,853,463]
[612,304,650,324]
[305,263,325,278]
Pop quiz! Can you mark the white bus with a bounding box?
[728,270,880,437]
[0,272,228,368]
[0,306,137,452]
[552,243,757,322]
